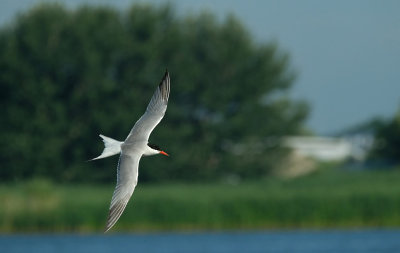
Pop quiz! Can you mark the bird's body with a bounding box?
[91,71,170,233]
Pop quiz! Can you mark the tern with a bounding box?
[91,70,170,232]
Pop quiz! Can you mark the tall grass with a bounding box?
[1,168,400,233]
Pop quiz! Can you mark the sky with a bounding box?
[1,0,399,135]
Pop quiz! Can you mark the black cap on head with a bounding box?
[148,143,162,151]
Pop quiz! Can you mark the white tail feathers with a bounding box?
[90,135,123,161]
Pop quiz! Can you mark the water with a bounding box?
[2,229,400,253]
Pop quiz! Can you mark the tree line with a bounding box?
[0,4,309,183]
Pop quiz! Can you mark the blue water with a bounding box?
[2,229,400,253]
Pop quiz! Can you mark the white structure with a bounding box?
[283,135,373,162]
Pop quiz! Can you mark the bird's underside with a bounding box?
[91,70,170,233]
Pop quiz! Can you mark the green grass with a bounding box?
[1,168,400,233]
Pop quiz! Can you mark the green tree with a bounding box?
[369,108,400,165]
[0,4,308,182]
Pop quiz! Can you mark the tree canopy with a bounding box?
[368,108,400,166]
[0,4,308,183]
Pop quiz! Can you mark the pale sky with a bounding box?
[1,0,399,134]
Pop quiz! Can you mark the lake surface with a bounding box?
[2,229,400,253]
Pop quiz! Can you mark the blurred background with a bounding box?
[1,0,400,252]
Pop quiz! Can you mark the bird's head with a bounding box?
[147,143,169,157]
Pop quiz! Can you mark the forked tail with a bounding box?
[90,134,123,161]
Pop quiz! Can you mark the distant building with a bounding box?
[222,135,374,178]
[283,135,374,162]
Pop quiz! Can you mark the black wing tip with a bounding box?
[159,69,169,87]
[158,69,170,101]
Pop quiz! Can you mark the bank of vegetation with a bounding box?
[1,167,400,233]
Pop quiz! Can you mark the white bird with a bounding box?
[90,70,170,233]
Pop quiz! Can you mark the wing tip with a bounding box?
[159,69,169,86]
[104,222,114,233]
[158,69,170,101]
[103,197,130,233]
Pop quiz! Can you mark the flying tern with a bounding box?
[91,70,170,232]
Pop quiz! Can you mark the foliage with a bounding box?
[0,4,308,182]
[368,108,400,165]
[1,168,400,232]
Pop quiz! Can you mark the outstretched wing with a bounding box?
[125,71,170,143]
[104,153,141,233]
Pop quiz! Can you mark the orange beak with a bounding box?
[160,151,169,157]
